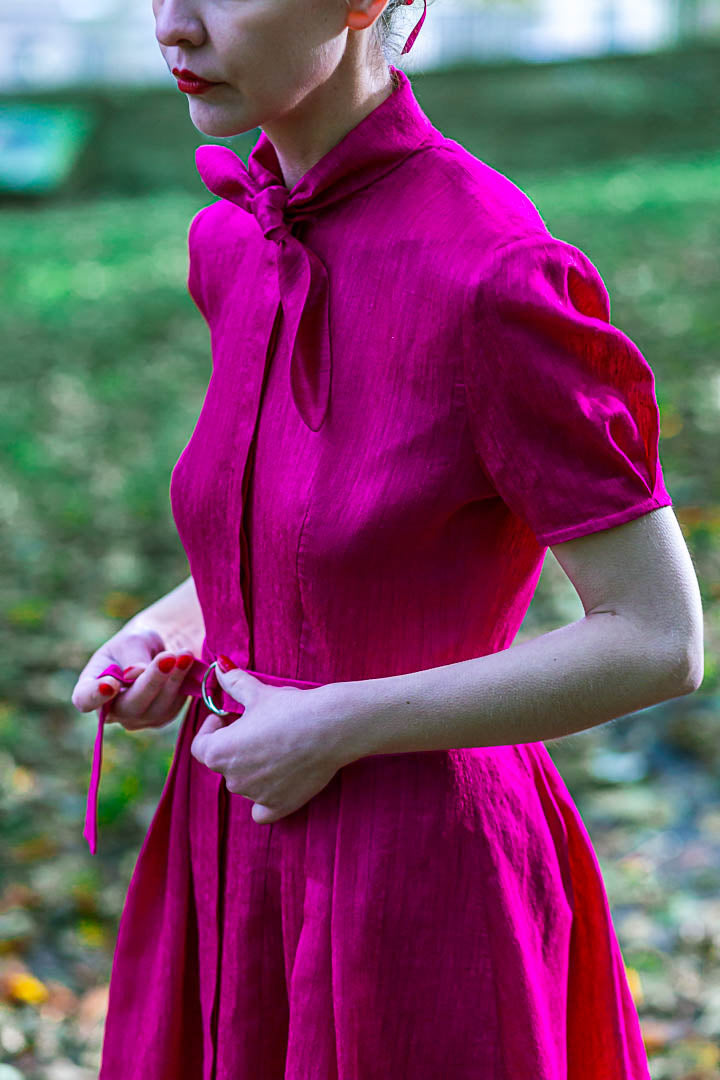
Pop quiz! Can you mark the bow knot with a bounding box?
[194,144,292,240]
[250,185,292,244]
[195,143,331,431]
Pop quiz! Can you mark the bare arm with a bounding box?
[327,506,704,760]
[125,574,207,658]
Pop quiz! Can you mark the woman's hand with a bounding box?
[190,665,351,825]
[71,625,196,731]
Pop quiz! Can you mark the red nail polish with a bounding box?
[158,656,176,673]
[98,682,115,696]
[122,665,143,679]
[218,654,237,672]
[176,653,193,670]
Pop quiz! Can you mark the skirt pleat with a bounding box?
[98,700,650,1080]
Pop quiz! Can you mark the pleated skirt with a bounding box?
[97,694,651,1079]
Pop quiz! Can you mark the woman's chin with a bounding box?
[191,120,255,139]
[188,100,257,140]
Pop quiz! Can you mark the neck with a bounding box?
[260,62,396,191]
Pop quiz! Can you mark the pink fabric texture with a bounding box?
[94,65,671,1077]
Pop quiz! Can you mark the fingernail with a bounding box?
[176,653,193,671]
[98,682,115,696]
[218,654,237,672]
[122,665,143,679]
[158,656,176,674]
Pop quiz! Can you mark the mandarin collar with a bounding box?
[244,65,435,207]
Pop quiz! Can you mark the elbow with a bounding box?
[681,617,706,693]
[646,600,705,696]
[637,613,703,696]
[680,649,705,694]
[665,640,705,695]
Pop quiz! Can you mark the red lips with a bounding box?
[172,67,218,84]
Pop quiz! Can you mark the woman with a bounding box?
[71,0,704,1075]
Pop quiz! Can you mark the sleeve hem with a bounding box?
[534,492,674,547]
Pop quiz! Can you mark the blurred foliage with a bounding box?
[0,41,719,1080]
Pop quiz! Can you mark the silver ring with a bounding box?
[201,660,231,716]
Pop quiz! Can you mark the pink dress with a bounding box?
[90,64,672,1078]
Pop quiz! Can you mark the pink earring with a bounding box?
[400,0,427,54]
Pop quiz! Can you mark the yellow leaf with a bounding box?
[8,971,49,1005]
[697,1042,720,1068]
[11,767,35,794]
[624,965,644,1006]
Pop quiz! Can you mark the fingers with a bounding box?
[140,652,195,725]
[71,627,166,713]
[72,673,126,713]
[108,651,194,729]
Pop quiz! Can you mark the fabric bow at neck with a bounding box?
[195,142,333,432]
[193,67,436,431]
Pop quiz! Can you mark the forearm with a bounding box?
[124,575,207,657]
[334,613,696,760]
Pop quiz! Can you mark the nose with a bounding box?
[154,0,205,49]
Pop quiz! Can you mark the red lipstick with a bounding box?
[172,68,222,95]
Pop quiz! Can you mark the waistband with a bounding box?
[83,647,323,855]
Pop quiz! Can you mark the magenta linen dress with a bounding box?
[93,65,672,1079]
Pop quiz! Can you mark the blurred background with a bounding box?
[0,1,719,1078]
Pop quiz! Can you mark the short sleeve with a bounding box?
[463,233,673,547]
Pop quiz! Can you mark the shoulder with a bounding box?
[404,137,611,323]
[409,134,551,253]
[397,134,602,303]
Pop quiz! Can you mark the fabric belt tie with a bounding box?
[84,652,323,855]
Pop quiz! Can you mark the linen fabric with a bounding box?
[96,64,671,1078]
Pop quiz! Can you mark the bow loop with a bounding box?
[194,143,259,211]
[194,142,331,430]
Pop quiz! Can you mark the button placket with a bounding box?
[208,296,283,1079]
